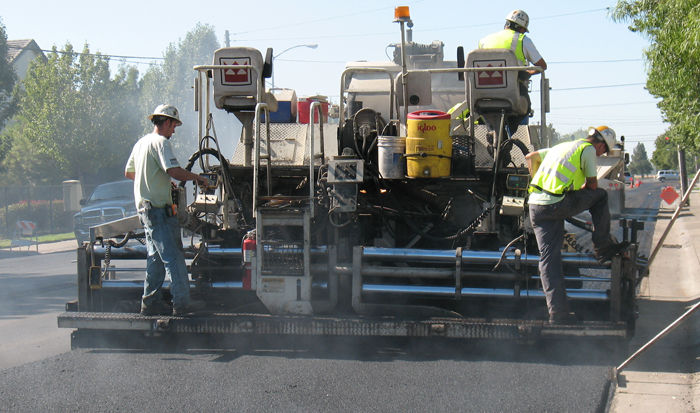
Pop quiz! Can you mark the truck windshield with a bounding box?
[89,182,134,202]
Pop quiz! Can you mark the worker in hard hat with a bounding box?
[478,10,547,135]
[525,126,629,324]
[125,104,209,317]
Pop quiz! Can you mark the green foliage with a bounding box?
[1,24,224,185]
[561,128,588,143]
[0,18,17,134]
[139,23,221,161]
[540,123,563,147]
[0,116,64,184]
[0,232,74,246]
[612,1,700,152]
[12,43,141,184]
[629,142,653,176]
[651,132,678,171]
[0,199,67,234]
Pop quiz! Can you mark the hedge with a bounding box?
[0,199,69,235]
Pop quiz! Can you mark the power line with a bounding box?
[550,58,643,64]
[276,58,346,64]
[34,48,165,61]
[549,83,646,92]
[551,101,656,109]
[230,0,427,36]
[235,7,608,41]
[552,115,660,121]
[419,8,608,33]
[234,32,396,42]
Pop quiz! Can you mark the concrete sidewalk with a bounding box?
[612,190,700,412]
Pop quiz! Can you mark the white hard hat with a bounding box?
[588,126,617,153]
[506,10,530,32]
[148,104,182,126]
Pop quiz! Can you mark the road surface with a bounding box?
[0,182,669,412]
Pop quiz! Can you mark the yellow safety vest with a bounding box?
[479,29,527,66]
[529,139,592,195]
[447,101,470,119]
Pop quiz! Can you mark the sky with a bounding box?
[2,0,665,155]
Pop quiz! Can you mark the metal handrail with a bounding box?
[339,68,396,130]
[307,101,327,218]
[253,103,271,211]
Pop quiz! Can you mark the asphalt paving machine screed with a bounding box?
[59,8,644,347]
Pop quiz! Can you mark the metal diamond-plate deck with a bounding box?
[231,123,338,166]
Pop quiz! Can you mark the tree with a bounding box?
[0,117,62,185]
[561,128,588,143]
[651,132,678,171]
[611,1,700,152]
[629,142,653,177]
[0,18,18,168]
[548,124,563,146]
[0,18,17,132]
[535,123,563,147]
[139,23,221,161]
[11,43,141,184]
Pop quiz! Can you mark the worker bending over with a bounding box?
[526,126,629,324]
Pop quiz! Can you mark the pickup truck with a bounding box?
[73,180,137,245]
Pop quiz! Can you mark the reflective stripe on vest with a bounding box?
[479,29,527,66]
[529,140,591,195]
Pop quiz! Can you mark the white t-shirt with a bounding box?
[521,36,543,65]
[125,133,180,208]
[529,144,598,205]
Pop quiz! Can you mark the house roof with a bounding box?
[7,39,46,63]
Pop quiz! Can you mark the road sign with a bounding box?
[660,186,680,205]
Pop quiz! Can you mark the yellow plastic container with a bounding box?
[406,111,452,177]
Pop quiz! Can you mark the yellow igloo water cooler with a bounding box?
[406,110,452,178]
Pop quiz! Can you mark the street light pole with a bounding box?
[271,44,318,89]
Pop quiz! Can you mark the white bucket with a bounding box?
[378,136,406,179]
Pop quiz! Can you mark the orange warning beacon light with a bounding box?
[394,6,410,21]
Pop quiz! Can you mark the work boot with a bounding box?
[140,300,173,316]
[594,241,630,264]
[172,300,206,317]
[548,311,578,325]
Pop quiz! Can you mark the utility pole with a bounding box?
[225,30,230,47]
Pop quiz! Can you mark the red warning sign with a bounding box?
[219,57,252,86]
[660,186,680,205]
[475,60,506,88]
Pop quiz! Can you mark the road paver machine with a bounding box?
[59,8,644,348]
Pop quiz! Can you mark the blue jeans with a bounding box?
[529,188,610,315]
[139,207,192,307]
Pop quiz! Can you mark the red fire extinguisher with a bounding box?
[242,231,256,290]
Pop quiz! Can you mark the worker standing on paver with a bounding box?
[479,10,547,134]
[125,104,209,317]
[526,126,629,323]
